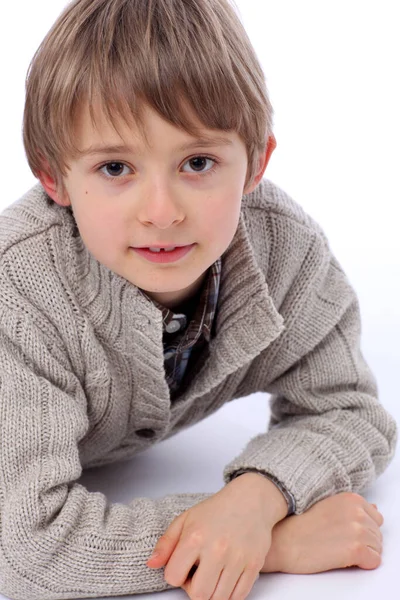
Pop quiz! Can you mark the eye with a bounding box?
[98,162,132,178]
[182,156,217,174]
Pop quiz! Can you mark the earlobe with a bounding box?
[244,134,277,195]
[38,163,71,207]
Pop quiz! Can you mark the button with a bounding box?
[164,349,175,360]
[136,428,156,439]
[166,320,181,334]
[165,314,187,334]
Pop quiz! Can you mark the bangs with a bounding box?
[24,0,272,189]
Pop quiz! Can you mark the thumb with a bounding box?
[147,511,187,568]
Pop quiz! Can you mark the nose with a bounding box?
[137,179,185,229]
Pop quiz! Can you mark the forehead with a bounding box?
[73,99,241,154]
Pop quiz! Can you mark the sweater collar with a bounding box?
[137,256,222,344]
[66,206,284,407]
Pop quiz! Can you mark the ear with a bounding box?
[243,134,277,195]
[38,161,71,207]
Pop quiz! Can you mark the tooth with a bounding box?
[148,247,177,253]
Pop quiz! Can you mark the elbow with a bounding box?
[0,567,40,600]
[374,410,398,476]
[0,554,57,600]
[0,529,71,600]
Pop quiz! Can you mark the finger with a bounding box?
[345,540,382,571]
[359,546,382,570]
[209,566,247,600]
[147,513,187,568]
[366,524,383,548]
[189,557,225,600]
[230,569,260,600]
[164,544,201,588]
[356,511,383,549]
[364,502,384,527]
[363,524,383,555]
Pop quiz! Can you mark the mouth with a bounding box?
[133,245,190,253]
[145,247,178,253]
[131,243,196,263]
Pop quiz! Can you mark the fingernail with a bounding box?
[149,551,160,560]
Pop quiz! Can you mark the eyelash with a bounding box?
[96,155,220,183]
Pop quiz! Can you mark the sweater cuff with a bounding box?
[228,468,295,516]
[222,428,353,514]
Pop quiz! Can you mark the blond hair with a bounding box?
[23,0,273,195]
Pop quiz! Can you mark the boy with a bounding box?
[0,0,396,599]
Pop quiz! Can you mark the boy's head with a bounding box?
[23,0,275,308]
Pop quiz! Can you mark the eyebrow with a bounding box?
[79,136,233,157]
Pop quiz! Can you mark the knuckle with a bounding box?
[350,540,364,560]
[345,492,363,505]
[187,529,204,547]
[344,540,363,567]
[231,549,246,566]
[351,521,364,538]
[355,506,366,521]
[246,557,263,573]
[213,536,230,557]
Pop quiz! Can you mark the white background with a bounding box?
[0,1,399,599]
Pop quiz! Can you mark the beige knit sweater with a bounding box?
[0,178,396,599]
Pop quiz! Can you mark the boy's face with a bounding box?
[41,102,270,309]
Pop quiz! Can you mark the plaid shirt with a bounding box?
[138,257,295,515]
[139,257,222,395]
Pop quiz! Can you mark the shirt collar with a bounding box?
[138,257,222,342]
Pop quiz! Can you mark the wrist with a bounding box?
[229,472,288,525]
[261,519,288,573]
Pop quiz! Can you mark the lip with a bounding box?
[131,243,196,264]
[134,244,187,250]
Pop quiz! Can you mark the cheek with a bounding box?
[202,194,241,241]
[74,201,125,255]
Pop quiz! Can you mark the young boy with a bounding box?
[0,0,396,599]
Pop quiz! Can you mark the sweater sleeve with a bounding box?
[223,231,397,514]
[0,280,211,599]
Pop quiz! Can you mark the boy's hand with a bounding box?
[261,492,384,574]
[147,473,288,599]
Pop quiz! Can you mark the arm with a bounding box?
[223,228,397,515]
[0,279,211,600]
[230,469,295,515]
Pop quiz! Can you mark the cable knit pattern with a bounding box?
[0,179,396,599]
